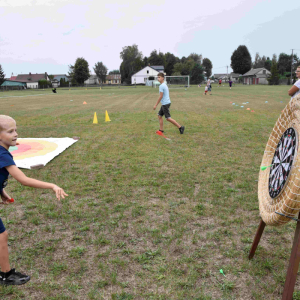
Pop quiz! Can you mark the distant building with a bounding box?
[84,75,99,85]
[229,73,241,82]
[131,66,165,85]
[1,80,27,88]
[14,72,49,88]
[242,68,271,85]
[105,74,121,84]
[213,73,229,82]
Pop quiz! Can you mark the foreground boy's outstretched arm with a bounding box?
[6,165,68,200]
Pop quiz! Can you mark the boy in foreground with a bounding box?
[0,115,68,285]
[153,73,185,134]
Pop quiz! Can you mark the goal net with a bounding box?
[153,76,190,88]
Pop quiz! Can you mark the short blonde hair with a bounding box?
[0,115,15,132]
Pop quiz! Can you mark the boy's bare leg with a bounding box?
[158,115,164,131]
[167,118,181,128]
[0,231,10,272]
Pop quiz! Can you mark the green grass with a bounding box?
[0,84,297,299]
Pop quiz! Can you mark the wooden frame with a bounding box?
[249,212,300,299]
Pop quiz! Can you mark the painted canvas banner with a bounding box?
[9,138,78,169]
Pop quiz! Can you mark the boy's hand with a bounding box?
[153,105,157,110]
[52,185,68,201]
[1,191,11,205]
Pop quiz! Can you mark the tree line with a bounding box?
[119,45,212,84]
[230,45,300,85]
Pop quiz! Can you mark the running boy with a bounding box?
[0,115,68,285]
[153,73,185,134]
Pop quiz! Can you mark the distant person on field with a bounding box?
[288,66,300,100]
[218,79,222,87]
[0,115,68,286]
[153,73,185,134]
[207,78,212,95]
[204,85,208,95]
[229,79,233,89]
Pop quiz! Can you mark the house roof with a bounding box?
[150,65,164,71]
[230,73,241,77]
[15,73,48,82]
[242,68,268,76]
[1,80,27,87]
[213,73,229,78]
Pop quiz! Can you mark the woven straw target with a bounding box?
[259,95,300,226]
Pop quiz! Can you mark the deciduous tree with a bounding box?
[148,50,166,66]
[202,58,213,78]
[268,58,280,85]
[230,45,252,75]
[94,62,108,83]
[264,57,272,71]
[119,44,143,84]
[70,57,90,85]
[190,64,204,84]
[109,70,120,74]
[165,52,178,76]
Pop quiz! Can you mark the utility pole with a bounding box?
[226,66,228,81]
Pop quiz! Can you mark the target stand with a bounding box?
[249,213,300,299]
[249,95,300,300]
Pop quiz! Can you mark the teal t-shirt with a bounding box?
[159,82,171,105]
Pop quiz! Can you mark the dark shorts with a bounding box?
[0,217,6,234]
[208,86,211,91]
[158,104,171,119]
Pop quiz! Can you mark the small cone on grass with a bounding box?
[93,112,98,124]
[83,101,87,104]
[105,110,111,122]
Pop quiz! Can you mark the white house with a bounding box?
[242,68,271,85]
[85,75,99,85]
[131,66,164,85]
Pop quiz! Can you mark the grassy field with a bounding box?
[0,84,299,299]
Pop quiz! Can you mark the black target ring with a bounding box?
[269,128,298,199]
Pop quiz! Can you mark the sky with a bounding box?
[1,0,300,77]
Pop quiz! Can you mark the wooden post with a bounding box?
[282,211,300,300]
[249,219,266,259]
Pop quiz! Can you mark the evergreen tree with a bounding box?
[0,64,5,86]
[230,45,252,74]
[190,64,204,84]
[268,60,280,85]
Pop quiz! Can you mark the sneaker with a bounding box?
[0,269,30,286]
[179,126,185,134]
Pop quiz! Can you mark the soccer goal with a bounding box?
[153,75,190,88]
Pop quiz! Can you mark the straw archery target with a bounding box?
[9,138,78,169]
[258,95,300,226]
